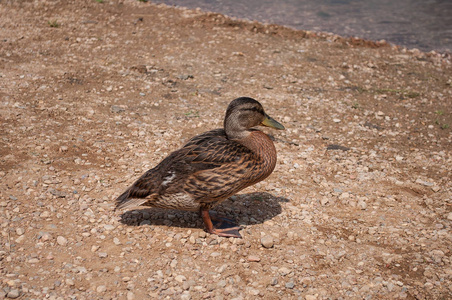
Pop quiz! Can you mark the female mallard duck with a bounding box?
[116,97,285,237]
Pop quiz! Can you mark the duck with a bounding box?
[116,97,285,238]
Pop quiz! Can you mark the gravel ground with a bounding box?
[1,0,451,299]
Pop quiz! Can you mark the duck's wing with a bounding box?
[115,147,189,210]
[115,129,258,210]
[179,130,260,203]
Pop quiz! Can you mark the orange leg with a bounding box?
[200,208,242,238]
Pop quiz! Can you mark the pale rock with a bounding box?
[447,212,452,221]
[278,267,291,276]
[358,199,367,210]
[261,235,274,248]
[104,224,115,231]
[320,197,329,206]
[15,235,26,244]
[57,236,68,246]
[247,255,261,262]
[339,192,350,200]
[181,291,191,300]
[96,285,107,293]
[65,279,75,286]
[6,289,20,299]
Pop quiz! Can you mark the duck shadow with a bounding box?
[118,192,288,231]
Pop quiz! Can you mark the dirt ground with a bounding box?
[1,0,451,299]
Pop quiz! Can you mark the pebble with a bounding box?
[261,235,274,248]
[127,291,135,300]
[6,289,20,299]
[320,197,329,206]
[415,178,434,186]
[65,279,75,286]
[96,285,107,293]
[247,255,261,262]
[110,105,125,113]
[181,291,191,300]
[278,267,291,276]
[183,280,196,290]
[358,199,367,210]
[447,212,452,221]
[217,280,227,288]
[15,235,25,244]
[339,192,350,200]
[387,282,395,291]
[175,275,187,282]
[56,236,68,246]
[41,232,52,241]
[104,224,115,231]
[285,281,295,289]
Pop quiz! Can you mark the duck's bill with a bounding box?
[261,114,285,130]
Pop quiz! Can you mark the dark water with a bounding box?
[153,0,452,53]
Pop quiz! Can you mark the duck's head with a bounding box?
[224,97,285,140]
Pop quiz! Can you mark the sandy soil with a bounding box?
[0,0,451,299]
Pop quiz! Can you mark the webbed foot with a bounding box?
[201,209,242,238]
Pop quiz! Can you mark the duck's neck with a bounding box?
[225,122,249,140]
[237,130,277,182]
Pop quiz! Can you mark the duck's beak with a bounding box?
[261,114,285,130]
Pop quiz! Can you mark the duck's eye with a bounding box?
[241,107,263,114]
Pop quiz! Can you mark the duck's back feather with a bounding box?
[115,128,271,211]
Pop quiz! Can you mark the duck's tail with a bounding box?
[115,188,148,211]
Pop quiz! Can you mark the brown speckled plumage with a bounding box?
[116,97,285,237]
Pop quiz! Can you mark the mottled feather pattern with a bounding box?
[115,128,275,211]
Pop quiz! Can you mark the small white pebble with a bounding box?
[175,275,187,282]
[127,291,135,300]
[261,235,274,248]
[56,236,67,246]
[65,279,75,286]
[97,285,107,293]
